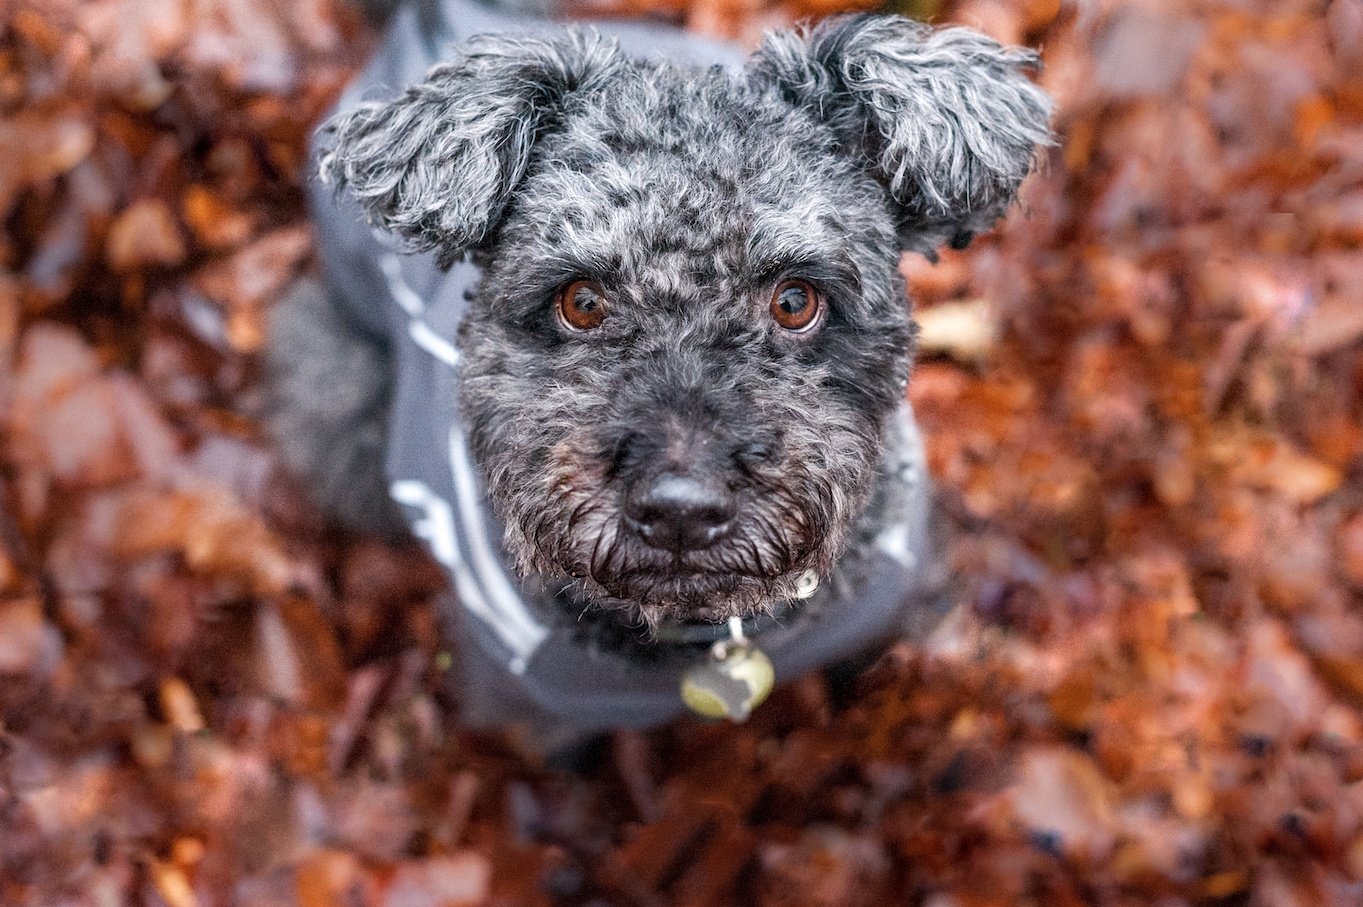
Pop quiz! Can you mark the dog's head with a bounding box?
[321,15,1051,624]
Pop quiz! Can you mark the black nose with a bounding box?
[625,473,736,552]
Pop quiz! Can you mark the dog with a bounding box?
[267,0,1051,740]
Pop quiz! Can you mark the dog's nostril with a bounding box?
[626,473,736,552]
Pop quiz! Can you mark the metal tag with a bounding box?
[680,618,775,721]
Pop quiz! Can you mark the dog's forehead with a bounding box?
[508,70,879,285]
[518,165,835,279]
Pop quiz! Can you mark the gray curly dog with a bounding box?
[267,0,1051,740]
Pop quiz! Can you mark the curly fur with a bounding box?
[265,278,404,535]
[308,13,1052,625]
[319,30,628,267]
[749,17,1054,254]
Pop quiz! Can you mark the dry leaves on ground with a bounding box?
[2,0,1362,904]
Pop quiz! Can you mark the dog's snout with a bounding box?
[626,473,736,552]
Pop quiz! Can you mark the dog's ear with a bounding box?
[319,30,624,266]
[748,15,1053,256]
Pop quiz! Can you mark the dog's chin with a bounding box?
[585,568,795,626]
[512,492,840,626]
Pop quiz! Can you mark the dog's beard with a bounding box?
[495,442,863,626]
[556,491,812,625]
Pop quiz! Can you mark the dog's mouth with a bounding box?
[511,433,857,623]
[519,464,839,622]
[585,563,800,623]
[558,520,824,623]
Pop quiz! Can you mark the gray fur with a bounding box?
[321,16,1053,264]
[297,13,1052,627]
[319,30,629,267]
[452,54,911,625]
[265,278,404,535]
[749,17,1054,253]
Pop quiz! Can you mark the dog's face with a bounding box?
[321,16,1051,623]
[461,70,911,621]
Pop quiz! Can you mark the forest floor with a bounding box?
[3,0,1363,904]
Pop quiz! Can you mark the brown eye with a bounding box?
[770,279,822,333]
[557,280,608,331]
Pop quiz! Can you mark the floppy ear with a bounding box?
[319,30,625,267]
[748,15,1053,256]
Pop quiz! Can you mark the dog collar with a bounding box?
[650,566,818,643]
[650,599,796,646]
[555,567,817,648]
[570,569,819,721]
[552,563,822,721]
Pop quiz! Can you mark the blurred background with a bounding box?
[1,0,1361,904]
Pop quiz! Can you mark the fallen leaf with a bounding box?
[915,299,999,363]
[1009,748,1116,859]
[381,853,492,907]
[105,198,187,271]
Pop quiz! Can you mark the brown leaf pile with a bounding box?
[2,0,1362,904]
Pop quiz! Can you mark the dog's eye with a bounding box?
[557,280,608,331]
[770,279,823,333]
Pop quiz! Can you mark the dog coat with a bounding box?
[311,0,933,732]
